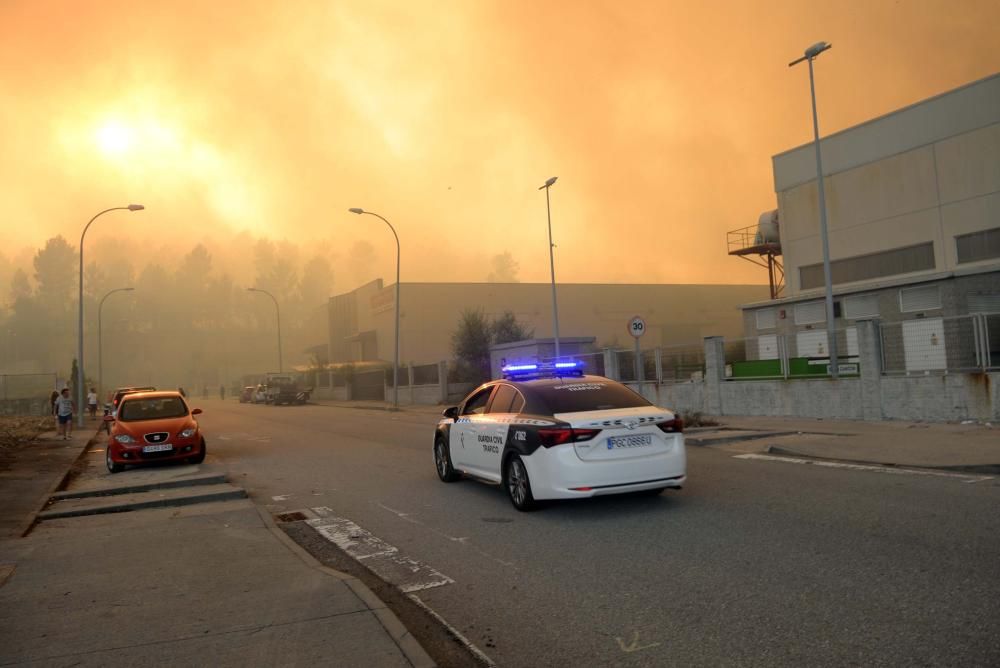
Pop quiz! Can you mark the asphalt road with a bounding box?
[198,399,1000,667]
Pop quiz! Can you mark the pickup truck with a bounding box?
[264,375,311,405]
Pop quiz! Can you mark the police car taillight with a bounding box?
[538,428,602,447]
[657,418,684,433]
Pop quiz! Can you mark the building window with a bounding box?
[794,301,826,325]
[899,285,941,313]
[968,293,1000,314]
[799,242,935,290]
[956,228,1000,264]
[755,309,776,330]
[843,294,880,320]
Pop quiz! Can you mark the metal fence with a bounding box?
[601,344,705,384]
[412,363,440,386]
[724,331,862,380]
[880,313,1000,375]
[0,373,59,400]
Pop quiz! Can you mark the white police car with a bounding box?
[433,362,686,511]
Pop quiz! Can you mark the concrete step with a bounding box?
[38,483,248,520]
[51,473,228,500]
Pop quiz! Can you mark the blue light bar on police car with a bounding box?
[501,360,584,379]
[503,364,539,372]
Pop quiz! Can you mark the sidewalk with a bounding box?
[0,425,94,539]
[693,415,1000,471]
[0,425,433,666]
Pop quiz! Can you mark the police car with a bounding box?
[433,362,686,511]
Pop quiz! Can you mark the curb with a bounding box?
[50,473,228,500]
[765,446,1000,475]
[254,506,436,668]
[686,431,796,446]
[37,487,248,520]
[17,430,99,538]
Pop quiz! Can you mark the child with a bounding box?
[55,388,75,440]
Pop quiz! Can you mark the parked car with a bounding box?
[105,390,206,473]
[239,386,254,403]
[433,361,686,511]
[110,386,156,416]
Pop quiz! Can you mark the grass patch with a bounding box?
[0,416,53,451]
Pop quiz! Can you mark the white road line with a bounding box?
[407,593,497,667]
[733,453,994,483]
[376,503,515,567]
[307,512,454,593]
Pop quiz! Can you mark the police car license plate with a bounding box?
[607,434,652,450]
[142,443,173,453]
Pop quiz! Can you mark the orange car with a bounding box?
[105,391,206,473]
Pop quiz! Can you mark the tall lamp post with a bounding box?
[98,287,134,400]
[348,208,400,409]
[539,177,561,360]
[790,41,839,378]
[77,204,144,427]
[247,287,283,373]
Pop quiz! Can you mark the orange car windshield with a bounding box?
[119,397,188,422]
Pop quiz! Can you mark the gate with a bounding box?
[353,369,385,401]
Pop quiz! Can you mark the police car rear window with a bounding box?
[536,381,650,414]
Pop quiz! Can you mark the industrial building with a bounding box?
[732,72,1000,372]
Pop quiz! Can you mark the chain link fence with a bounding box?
[880,313,999,375]
[0,373,59,400]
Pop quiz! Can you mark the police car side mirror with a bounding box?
[442,406,458,420]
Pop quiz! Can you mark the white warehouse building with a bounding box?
[733,72,1000,374]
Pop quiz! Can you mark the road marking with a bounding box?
[271,494,291,501]
[217,432,271,443]
[376,503,513,566]
[407,592,497,667]
[307,511,453,593]
[733,453,994,483]
[616,630,660,653]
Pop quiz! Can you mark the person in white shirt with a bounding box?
[87,387,98,419]
[55,388,75,440]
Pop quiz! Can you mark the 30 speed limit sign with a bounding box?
[628,316,646,338]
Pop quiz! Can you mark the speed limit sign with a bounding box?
[628,316,646,338]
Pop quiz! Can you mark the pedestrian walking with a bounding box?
[219,384,225,400]
[55,388,75,440]
[87,387,98,419]
[50,390,59,429]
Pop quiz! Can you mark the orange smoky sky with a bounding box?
[1,0,998,288]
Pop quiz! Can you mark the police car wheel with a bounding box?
[505,454,536,511]
[434,439,460,482]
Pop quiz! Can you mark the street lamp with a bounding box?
[789,41,839,379]
[538,177,561,360]
[98,287,134,400]
[247,287,283,373]
[77,204,144,427]
[348,207,400,409]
